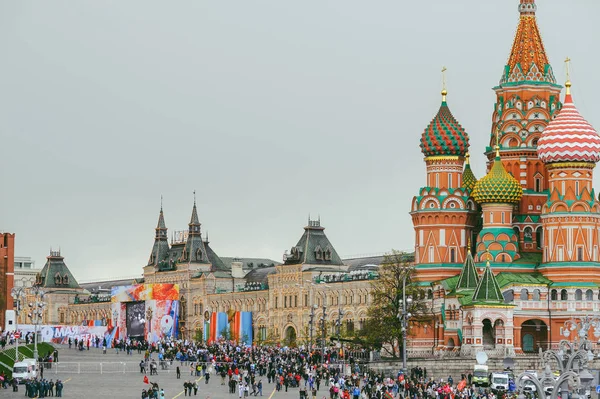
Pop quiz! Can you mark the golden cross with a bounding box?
[441,66,447,92]
[565,57,571,82]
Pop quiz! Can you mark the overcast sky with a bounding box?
[1,1,599,282]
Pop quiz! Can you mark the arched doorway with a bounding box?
[447,338,455,350]
[284,326,297,347]
[521,319,548,353]
[482,319,495,349]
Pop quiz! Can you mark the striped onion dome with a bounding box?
[472,150,523,204]
[420,98,469,157]
[537,86,600,164]
[461,153,477,192]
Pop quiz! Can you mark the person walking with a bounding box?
[177,366,181,379]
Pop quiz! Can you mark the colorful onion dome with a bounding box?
[537,83,600,164]
[420,93,469,157]
[472,149,523,204]
[461,153,477,192]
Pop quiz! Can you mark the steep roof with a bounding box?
[455,250,479,291]
[204,241,229,272]
[472,263,503,304]
[37,251,81,290]
[495,272,550,288]
[148,206,170,267]
[284,220,344,266]
[500,0,556,85]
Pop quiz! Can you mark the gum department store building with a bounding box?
[24,0,600,356]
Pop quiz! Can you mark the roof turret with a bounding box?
[36,250,81,290]
[472,261,503,303]
[500,0,556,85]
[455,246,479,291]
[148,200,170,267]
[461,153,477,192]
[537,65,600,164]
[420,71,470,158]
[472,147,523,204]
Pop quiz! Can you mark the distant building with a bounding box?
[14,256,40,288]
[0,233,15,330]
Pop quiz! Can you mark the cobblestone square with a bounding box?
[2,345,326,399]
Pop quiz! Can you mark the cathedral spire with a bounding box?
[472,260,503,303]
[500,0,554,85]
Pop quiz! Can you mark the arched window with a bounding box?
[503,290,514,303]
[536,227,543,250]
[520,289,529,300]
[575,289,583,301]
[524,227,533,243]
[63,274,69,285]
[561,289,568,301]
[533,289,541,301]
[551,289,558,301]
[585,289,593,301]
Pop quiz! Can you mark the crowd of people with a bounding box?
[1,330,523,399]
[118,337,518,399]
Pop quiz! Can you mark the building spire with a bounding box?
[189,191,200,226]
[501,0,553,85]
[565,56,572,96]
[441,66,448,102]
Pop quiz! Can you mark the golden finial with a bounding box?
[495,127,501,157]
[465,152,470,165]
[467,238,471,252]
[441,66,448,102]
[484,248,492,267]
[565,56,572,95]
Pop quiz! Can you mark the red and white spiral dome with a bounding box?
[537,88,600,163]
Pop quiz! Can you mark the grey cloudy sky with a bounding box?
[1,1,599,282]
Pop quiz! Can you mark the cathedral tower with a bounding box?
[412,81,479,281]
[472,144,523,265]
[490,0,562,253]
[537,73,600,282]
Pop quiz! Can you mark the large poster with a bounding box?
[111,284,179,303]
[204,311,252,344]
[126,301,146,337]
[18,324,117,346]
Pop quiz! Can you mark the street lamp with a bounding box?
[10,287,26,362]
[28,285,46,361]
[398,270,413,375]
[518,314,600,399]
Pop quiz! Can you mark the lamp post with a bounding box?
[516,314,600,399]
[10,287,26,362]
[399,271,413,376]
[28,285,46,361]
[320,298,327,361]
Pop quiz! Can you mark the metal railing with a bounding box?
[39,361,177,375]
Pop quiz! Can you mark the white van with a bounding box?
[12,358,37,383]
[490,372,509,393]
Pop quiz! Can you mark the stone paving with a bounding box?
[1,345,328,399]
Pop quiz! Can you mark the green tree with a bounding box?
[194,327,203,343]
[362,250,429,358]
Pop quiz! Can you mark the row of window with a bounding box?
[502,288,597,303]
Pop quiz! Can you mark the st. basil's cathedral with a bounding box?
[412,0,600,355]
